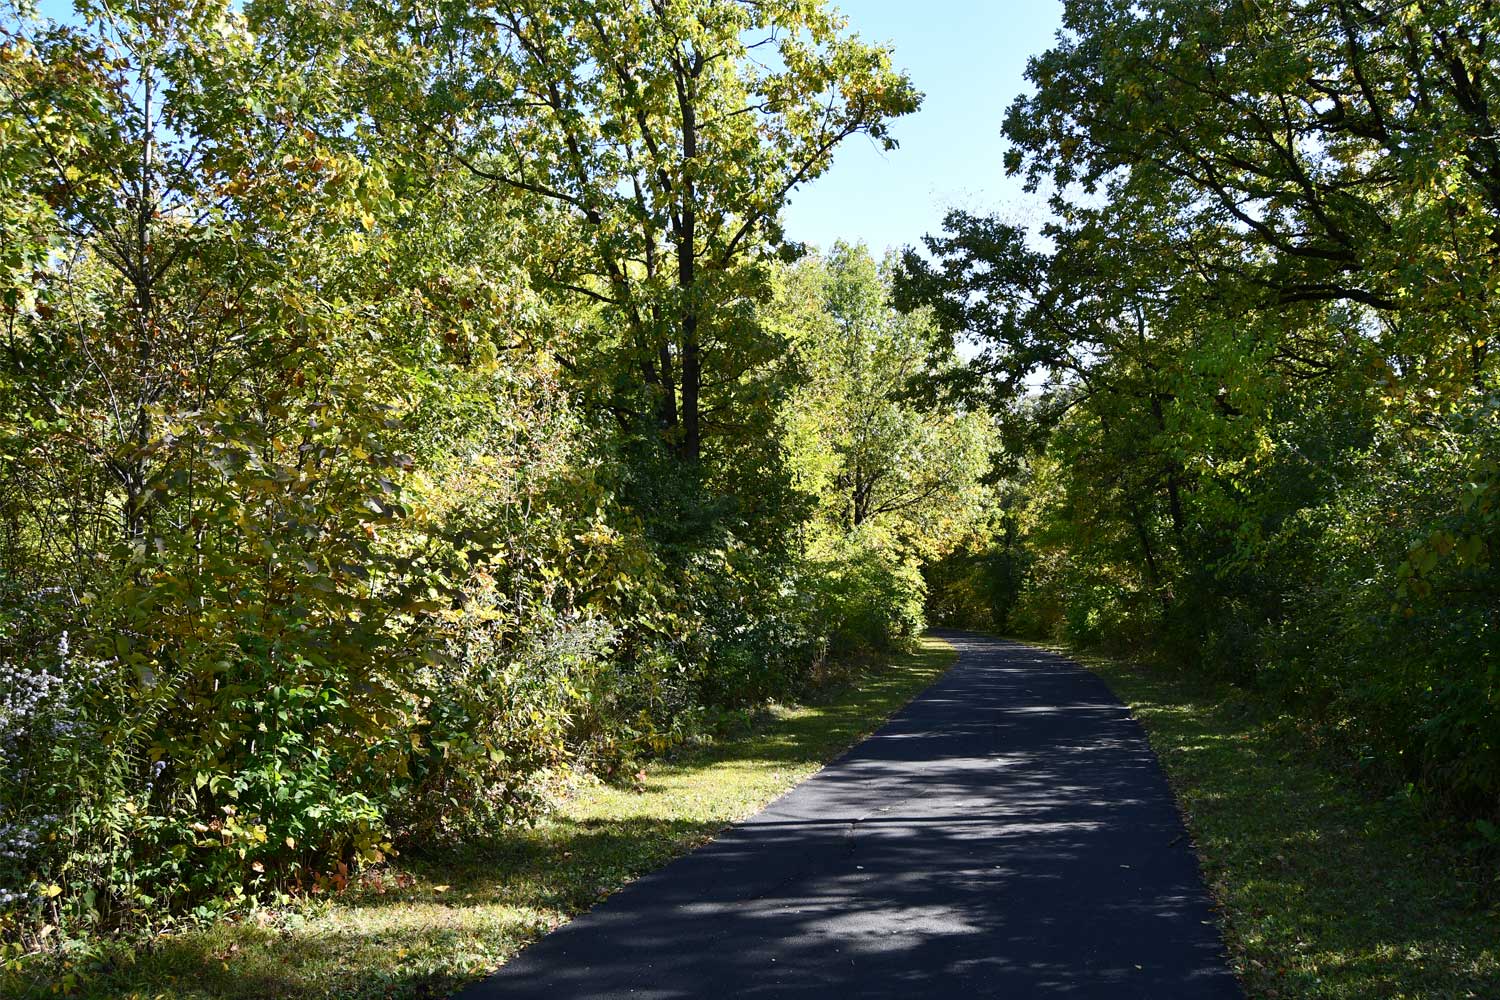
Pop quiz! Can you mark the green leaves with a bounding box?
[895,0,1500,821]
[783,242,995,559]
[338,0,916,472]
[0,0,927,958]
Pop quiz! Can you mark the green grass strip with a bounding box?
[1055,644,1499,1000]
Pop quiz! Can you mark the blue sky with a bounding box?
[782,0,1064,255]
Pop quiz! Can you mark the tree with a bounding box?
[784,242,992,553]
[356,0,919,468]
[1004,0,1500,385]
[0,2,938,949]
[896,0,1500,815]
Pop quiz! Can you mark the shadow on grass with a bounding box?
[109,821,735,1000]
[40,640,955,1000]
[1066,646,1499,1000]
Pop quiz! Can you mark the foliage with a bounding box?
[0,0,937,976]
[342,0,919,469]
[782,243,993,548]
[896,0,1500,820]
[0,640,955,1000]
[922,496,1028,633]
[776,242,997,654]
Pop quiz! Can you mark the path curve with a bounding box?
[455,631,1241,999]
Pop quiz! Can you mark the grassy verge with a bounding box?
[1047,642,1499,1000]
[23,638,955,1000]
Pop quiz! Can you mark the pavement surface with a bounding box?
[454,631,1242,999]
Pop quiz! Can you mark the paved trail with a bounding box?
[455,632,1241,999]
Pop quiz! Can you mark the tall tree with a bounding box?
[897,0,1500,815]
[785,243,992,553]
[355,0,919,466]
[1004,0,1500,385]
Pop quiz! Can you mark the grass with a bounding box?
[24,638,955,1000]
[1049,642,1500,1000]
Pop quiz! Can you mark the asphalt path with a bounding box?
[454,631,1242,999]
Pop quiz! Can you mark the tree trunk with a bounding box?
[675,62,701,464]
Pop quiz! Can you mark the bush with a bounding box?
[803,531,926,660]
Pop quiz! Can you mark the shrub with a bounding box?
[804,531,926,660]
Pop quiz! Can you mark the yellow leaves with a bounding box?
[42,884,63,899]
[576,524,619,547]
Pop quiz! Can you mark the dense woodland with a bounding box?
[0,0,1497,971]
[911,0,1500,824]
